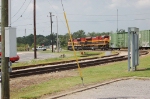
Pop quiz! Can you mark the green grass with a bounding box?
[39,49,71,54]
[12,50,105,68]
[11,54,150,99]
[80,51,102,57]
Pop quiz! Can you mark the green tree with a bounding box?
[72,30,86,39]
[87,32,99,37]
[59,33,69,47]
[25,34,34,46]
[17,30,113,49]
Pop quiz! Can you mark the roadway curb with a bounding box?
[48,77,150,99]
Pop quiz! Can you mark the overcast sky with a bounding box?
[1,0,150,37]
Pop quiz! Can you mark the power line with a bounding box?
[15,21,50,27]
[47,0,66,26]
[14,18,150,27]
[11,0,32,24]
[12,0,27,18]
[43,12,150,17]
[60,13,125,16]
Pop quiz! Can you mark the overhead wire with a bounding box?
[14,18,150,27]
[12,0,150,27]
[12,0,27,18]
[39,12,150,17]
[61,0,84,86]
[11,0,32,24]
[13,0,150,36]
[47,0,67,27]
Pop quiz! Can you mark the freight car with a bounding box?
[139,30,150,49]
[109,32,128,50]
[110,30,150,50]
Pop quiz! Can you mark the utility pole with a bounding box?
[56,16,59,52]
[8,0,11,27]
[49,12,54,52]
[33,0,37,58]
[1,0,10,99]
[25,29,26,51]
[117,9,118,33]
[25,29,26,38]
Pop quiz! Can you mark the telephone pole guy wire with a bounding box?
[61,0,84,86]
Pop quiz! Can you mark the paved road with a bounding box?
[57,79,150,99]
[17,51,72,62]
[16,50,127,63]
[119,51,128,56]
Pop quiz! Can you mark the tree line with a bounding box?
[17,30,111,50]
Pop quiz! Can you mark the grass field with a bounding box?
[10,53,150,99]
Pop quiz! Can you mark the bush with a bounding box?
[17,47,26,51]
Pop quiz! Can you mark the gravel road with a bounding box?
[57,79,150,99]
[118,51,128,56]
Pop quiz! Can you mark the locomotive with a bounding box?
[68,35,110,50]
[67,29,150,50]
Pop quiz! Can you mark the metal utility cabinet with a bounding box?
[5,27,17,57]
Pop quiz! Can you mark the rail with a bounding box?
[9,50,148,78]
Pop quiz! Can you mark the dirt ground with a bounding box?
[10,69,78,92]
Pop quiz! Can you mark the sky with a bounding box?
[1,0,150,37]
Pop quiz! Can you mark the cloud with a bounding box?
[108,0,150,9]
[108,0,130,9]
[9,0,150,37]
[51,5,59,10]
[62,0,92,15]
[27,3,40,12]
[136,0,150,8]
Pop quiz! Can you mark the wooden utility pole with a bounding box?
[33,0,37,58]
[56,16,59,53]
[1,0,10,99]
[49,12,54,52]
[117,9,118,33]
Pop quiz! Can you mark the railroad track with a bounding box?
[10,52,120,71]
[9,50,149,78]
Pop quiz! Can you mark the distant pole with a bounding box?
[33,0,37,59]
[117,9,118,33]
[49,12,54,52]
[25,29,26,37]
[1,0,10,98]
[8,0,11,27]
[25,29,26,51]
[56,16,59,52]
